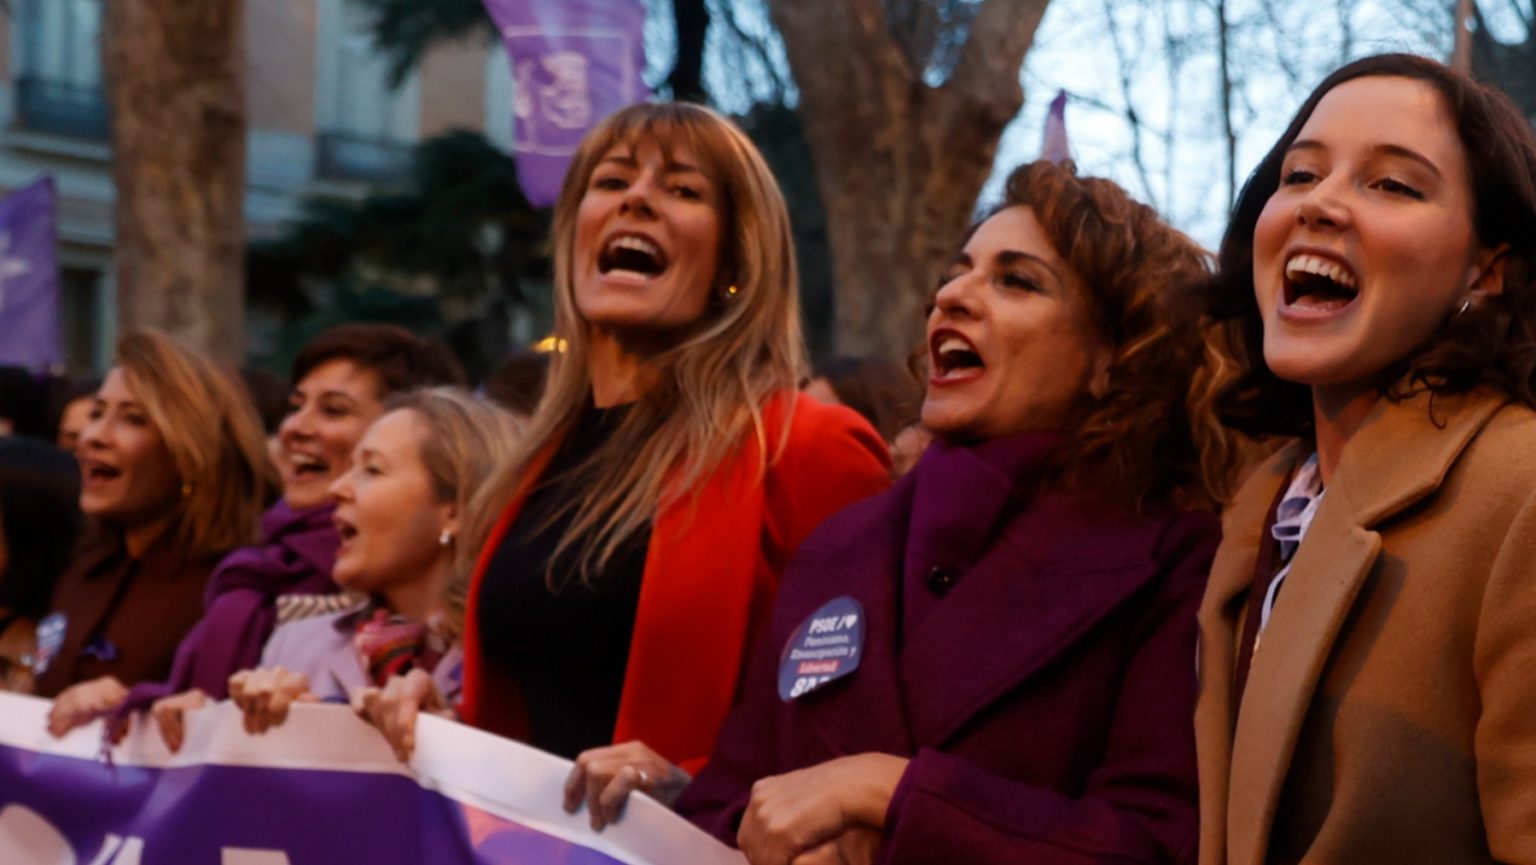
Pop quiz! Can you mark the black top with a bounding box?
[475,405,651,758]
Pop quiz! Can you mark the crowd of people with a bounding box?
[2,51,1535,864]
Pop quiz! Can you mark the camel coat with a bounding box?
[1195,388,1536,865]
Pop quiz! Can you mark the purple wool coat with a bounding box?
[677,435,1218,865]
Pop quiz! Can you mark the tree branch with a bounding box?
[1100,0,1160,210]
[946,0,1051,124]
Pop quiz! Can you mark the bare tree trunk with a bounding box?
[768,0,1050,360]
[105,0,247,363]
[1452,0,1475,71]
[669,0,709,103]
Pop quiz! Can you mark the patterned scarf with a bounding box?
[352,607,447,687]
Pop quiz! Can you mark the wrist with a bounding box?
[852,754,908,828]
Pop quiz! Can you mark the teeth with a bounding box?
[289,454,324,469]
[1285,254,1357,289]
[937,336,972,357]
[607,235,661,259]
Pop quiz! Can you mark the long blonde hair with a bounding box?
[467,103,805,582]
[115,330,277,558]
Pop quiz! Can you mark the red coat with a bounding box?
[459,392,891,773]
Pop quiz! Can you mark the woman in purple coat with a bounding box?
[564,161,1243,865]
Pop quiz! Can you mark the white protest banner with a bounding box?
[0,692,746,864]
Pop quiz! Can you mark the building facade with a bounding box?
[0,0,515,372]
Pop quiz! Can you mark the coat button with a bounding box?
[927,566,957,595]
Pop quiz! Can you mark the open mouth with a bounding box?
[931,331,984,381]
[598,234,669,279]
[287,453,331,479]
[81,459,121,483]
[1283,254,1359,312]
[334,515,359,544]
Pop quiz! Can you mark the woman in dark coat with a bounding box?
[566,160,1243,865]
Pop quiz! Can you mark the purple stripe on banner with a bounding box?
[0,743,625,863]
[481,0,650,206]
[0,695,743,865]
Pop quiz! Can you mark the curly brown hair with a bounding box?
[1204,54,1536,439]
[992,160,1241,509]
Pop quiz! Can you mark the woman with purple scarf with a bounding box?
[47,324,464,740]
[563,162,1245,865]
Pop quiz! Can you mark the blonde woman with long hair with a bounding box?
[358,102,891,787]
[208,389,517,747]
[41,331,276,730]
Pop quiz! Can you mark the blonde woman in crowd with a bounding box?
[181,390,516,746]
[356,102,892,778]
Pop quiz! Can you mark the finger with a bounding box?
[351,686,379,720]
[227,671,250,702]
[790,842,845,865]
[154,706,183,753]
[596,767,642,830]
[46,706,72,738]
[563,761,589,814]
[267,689,293,729]
[242,689,265,734]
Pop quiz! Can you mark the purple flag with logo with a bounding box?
[0,178,61,371]
[1040,90,1071,164]
[482,0,650,206]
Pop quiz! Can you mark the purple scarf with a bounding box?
[118,501,341,712]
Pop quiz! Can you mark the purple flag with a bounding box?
[1041,90,1070,164]
[483,0,651,206]
[0,178,61,371]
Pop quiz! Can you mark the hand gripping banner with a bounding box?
[0,693,744,864]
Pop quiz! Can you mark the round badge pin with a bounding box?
[778,595,865,702]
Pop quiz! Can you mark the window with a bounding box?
[14,0,108,140]
[314,0,420,181]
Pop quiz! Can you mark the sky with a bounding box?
[654,0,1466,249]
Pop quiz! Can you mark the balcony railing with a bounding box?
[315,130,412,183]
[14,75,110,141]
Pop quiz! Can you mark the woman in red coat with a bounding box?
[356,102,891,772]
[567,161,1244,865]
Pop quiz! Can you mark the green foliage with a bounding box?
[247,130,552,381]
[353,0,498,88]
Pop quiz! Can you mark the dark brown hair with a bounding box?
[810,356,922,442]
[1205,53,1536,439]
[291,324,465,399]
[993,160,1239,509]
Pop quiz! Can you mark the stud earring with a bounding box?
[1457,298,1473,317]
[726,284,740,298]
[439,530,453,548]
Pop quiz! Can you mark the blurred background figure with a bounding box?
[802,356,922,444]
[45,376,101,454]
[0,367,47,440]
[481,349,551,419]
[0,438,81,692]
